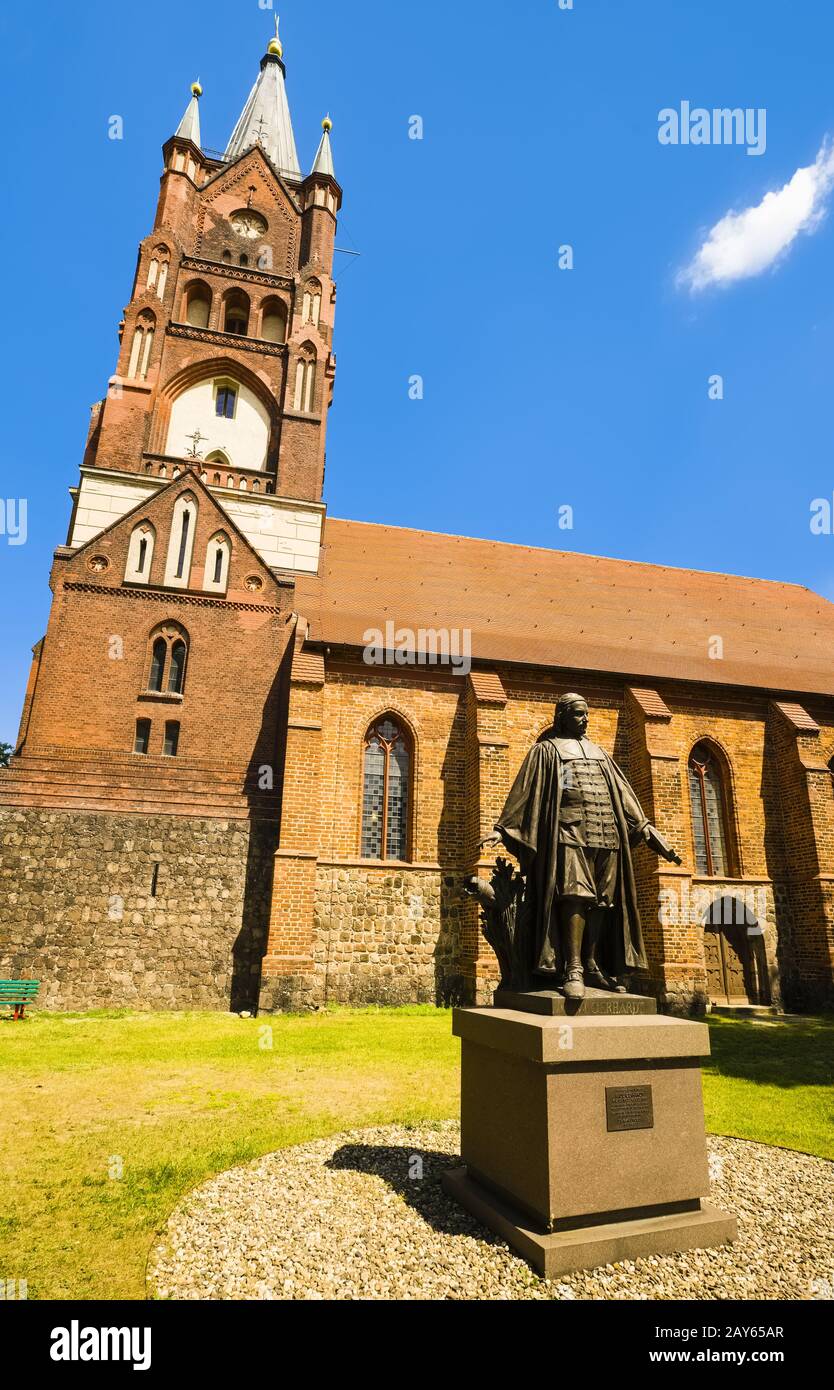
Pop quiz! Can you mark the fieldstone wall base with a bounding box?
[0,807,277,1012]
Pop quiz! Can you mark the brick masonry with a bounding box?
[257,656,834,1015]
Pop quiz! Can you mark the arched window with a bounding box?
[260,297,287,344]
[148,245,170,300]
[126,311,156,380]
[203,532,231,594]
[293,346,317,413]
[183,281,212,328]
[144,624,189,696]
[125,521,156,584]
[134,719,151,755]
[688,742,731,876]
[163,493,198,588]
[148,637,167,692]
[223,289,250,336]
[168,640,187,693]
[361,717,411,861]
[302,278,322,328]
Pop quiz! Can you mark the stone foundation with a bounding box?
[0,808,277,1011]
[311,863,465,1006]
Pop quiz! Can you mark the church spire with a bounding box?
[174,80,202,147]
[310,115,335,179]
[223,17,301,180]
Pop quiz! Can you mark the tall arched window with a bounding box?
[163,493,198,588]
[144,624,189,696]
[203,532,231,594]
[183,281,212,328]
[125,521,156,584]
[126,312,155,380]
[361,717,411,861]
[293,346,316,413]
[302,279,322,327]
[168,640,187,694]
[223,289,250,336]
[260,297,287,343]
[148,637,167,692]
[148,245,170,299]
[688,742,731,876]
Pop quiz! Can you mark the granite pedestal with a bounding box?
[442,990,737,1278]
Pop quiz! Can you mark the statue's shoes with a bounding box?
[584,962,624,993]
[562,967,585,1000]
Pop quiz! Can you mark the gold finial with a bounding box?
[322,113,332,132]
[267,14,283,57]
[191,78,203,97]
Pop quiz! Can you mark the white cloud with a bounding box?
[678,140,834,292]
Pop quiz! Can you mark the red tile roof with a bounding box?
[294,519,834,698]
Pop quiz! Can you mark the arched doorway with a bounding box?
[702,896,770,1006]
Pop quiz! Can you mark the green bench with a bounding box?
[0,980,39,1020]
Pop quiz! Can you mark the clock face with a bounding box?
[231,210,268,239]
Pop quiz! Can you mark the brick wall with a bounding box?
[258,652,834,1014]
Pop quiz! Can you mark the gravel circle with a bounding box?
[148,1124,833,1300]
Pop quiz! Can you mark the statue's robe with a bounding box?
[495,734,650,979]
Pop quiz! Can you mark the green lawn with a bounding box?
[0,1007,831,1301]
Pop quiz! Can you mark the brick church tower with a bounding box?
[0,22,342,1010]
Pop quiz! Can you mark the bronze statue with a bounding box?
[480,693,681,1000]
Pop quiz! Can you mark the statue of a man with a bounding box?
[483,694,681,1000]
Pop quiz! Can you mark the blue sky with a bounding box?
[2,0,834,740]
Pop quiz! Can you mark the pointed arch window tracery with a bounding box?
[360,717,412,861]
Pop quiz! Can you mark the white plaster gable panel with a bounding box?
[69,470,322,576]
[166,378,270,472]
[70,475,158,547]
[221,495,323,573]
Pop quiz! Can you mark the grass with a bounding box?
[0,1006,831,1300]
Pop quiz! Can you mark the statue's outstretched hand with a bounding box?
[643,824,683,865]
[479,832,502,850]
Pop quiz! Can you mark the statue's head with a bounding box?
[553,693,589,738]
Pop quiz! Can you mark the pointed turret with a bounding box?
[310,115,335,179]
[175,80,202,147]
[224,18,301,180]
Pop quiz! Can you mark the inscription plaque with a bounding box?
[605,1084,654,1132]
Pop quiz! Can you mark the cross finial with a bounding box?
[185,429,207,459]
[268,14,283,57]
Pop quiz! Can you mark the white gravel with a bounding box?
[148,1124,833,1301]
